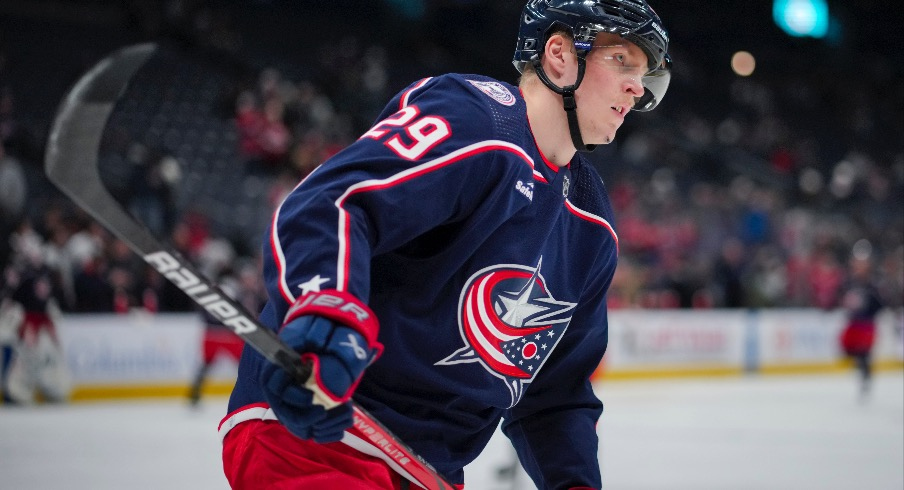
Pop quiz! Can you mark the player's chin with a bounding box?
[583,117,621,145]
[591,128,619,145]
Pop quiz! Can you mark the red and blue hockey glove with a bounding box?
[260,290,383,443]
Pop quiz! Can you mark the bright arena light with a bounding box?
[773,0,830,38]
[731,51,756,76]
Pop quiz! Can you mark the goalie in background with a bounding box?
[1,223,71,404]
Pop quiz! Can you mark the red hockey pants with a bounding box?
[223,419,429,489]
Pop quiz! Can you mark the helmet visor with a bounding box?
[632,54,671,112]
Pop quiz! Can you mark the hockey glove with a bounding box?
[260,290,383,443]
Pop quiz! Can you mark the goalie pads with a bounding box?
[0,299,24,345]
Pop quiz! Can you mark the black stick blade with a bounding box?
[44,44,159,255]
[45,43,156,185]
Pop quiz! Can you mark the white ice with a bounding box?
[1,372,901,490]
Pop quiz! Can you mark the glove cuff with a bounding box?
[283,289,381,349]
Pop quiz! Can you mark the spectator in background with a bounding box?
[125,143,179,238]
[876,245,904,310]
[235,90,263,156]
[71,253,116,312]
[106,238,144,313]
[809,246,845,309]
[235,88,291,176]
[712,237,747,307]
[0,141,26,266]
[0,86,25,156]
[66,220,114,312]
[155,217,203,312]
[258,95,292,167]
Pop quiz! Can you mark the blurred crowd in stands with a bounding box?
[1,0,901,319]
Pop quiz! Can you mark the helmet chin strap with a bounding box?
[530,55,596,153]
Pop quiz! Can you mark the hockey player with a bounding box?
[188,266,262,407]
[839,252,885,400]
[221,1,670,488]
[2,226,71,404]
[187,280,245,407]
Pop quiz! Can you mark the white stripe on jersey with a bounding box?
[564,199,619,252]
[270,165,324,304]
[400,77,433,108]
[333,140,535,291]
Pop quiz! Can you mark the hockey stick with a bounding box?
[44,43,454,490]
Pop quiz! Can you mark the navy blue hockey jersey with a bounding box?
[223,73,619,489]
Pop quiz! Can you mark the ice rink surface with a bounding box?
[1,371,901,490]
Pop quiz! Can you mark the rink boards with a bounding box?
[600,308,903,379]
[45,308,904,401]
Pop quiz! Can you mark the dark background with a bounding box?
[1,0,901,311]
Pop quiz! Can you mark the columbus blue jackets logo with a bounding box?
[468,80,516,106]
[437,258,576,406]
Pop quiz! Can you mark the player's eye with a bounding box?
[601,54,639,74]
[591,44,646,77]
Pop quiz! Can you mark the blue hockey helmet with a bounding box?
[513,0,671,112]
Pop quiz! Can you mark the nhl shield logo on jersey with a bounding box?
[467,80,516,106]
[436,257,576,406]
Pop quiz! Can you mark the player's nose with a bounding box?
[623,75,644,97]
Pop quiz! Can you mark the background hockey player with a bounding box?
[188,263,263,407]
[839,250,885,400]
[221,1,671,488]
[1,223,71,404]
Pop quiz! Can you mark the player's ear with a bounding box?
[542,33,575,82]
